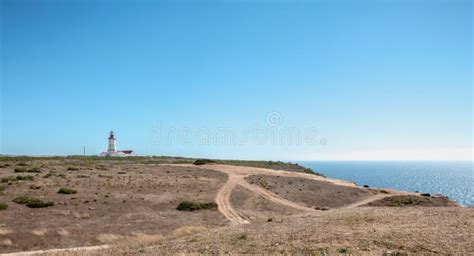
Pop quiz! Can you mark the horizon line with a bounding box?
[0,154,472,162]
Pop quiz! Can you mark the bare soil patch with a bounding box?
[230,184,301,222]
[245,174,376,209]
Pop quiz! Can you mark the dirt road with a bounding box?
[214,173,250,224]
[170,164,404,224]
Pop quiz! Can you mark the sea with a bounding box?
[298,161,473,207]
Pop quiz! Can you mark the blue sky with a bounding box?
[1,0,472,160]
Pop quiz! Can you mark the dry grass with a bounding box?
[171,225,208,238]
[96,234,124,243]
[337,212,376,226]
[0,157,470,255]
[0,159,227,253]
[31,228,49,236]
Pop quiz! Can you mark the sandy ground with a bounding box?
[0,159,469,255]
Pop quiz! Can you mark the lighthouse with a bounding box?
[108,131,117,153]
[100,131,134,157]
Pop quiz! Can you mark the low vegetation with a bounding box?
[237,233,247,240]
[214,159,324,176]
[0,202,8,210]
[43,172,66,179]
[337,247,352,254]
[13,195,54,208]
[27,167,42,173]
[193,159,216,165]
[13,195,35,204]
[1,175,34,183]
[176,201,218,211]
[58,187,77,194]
[29,184,41,190]
[15,167,41,173]
[0,155,320,175]
[14,167,27,173]
[15,175,34,181]
[366,195,457,207]
[26,198,54,208]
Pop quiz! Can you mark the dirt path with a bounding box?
[1,245,110,256]
[344,193,393,208]
[215,173,250,224]
[169,164,410,224]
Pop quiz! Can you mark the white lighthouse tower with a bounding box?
[107,131,117,153]
[100,131,134,157]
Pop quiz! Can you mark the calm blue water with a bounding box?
[299,161,473,207]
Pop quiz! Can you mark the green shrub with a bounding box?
[1,175,33,182]
[58,187,77,194]
[17,162,28,166]
[15,167,41,173]
[25,198,54,208]
[0,203,8,210]
[13,195,33,204]
[1,176,16,183]
[16,175,34,181]
[237,233,247,240]
[14,167,27,173]
[176,201,218,211]
[337,247,351,254]
[30,184,41,190]
[27,167,42,173]
[43,172,66,179]
[13,196,53,208]
[193,159,216,165]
